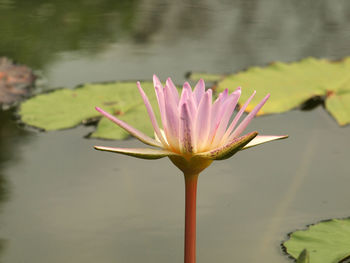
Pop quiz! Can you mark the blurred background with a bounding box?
[0,0,350,262]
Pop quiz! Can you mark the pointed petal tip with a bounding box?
[94,106,162,148]
[94,146,176,159]
[153,75,163,88]
[183,81,191,88]
[95,106,107,115]
[243,134,288,149]
[136,81,144,93]
[233,87,241,95]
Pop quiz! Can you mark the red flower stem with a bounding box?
[184,174,199,263]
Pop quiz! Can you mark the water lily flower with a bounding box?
[94,75,287,263]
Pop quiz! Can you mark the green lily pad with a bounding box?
[189,57,350,125]
[19,81,161,140]
[283,218,350,263]
[296,249,310,263]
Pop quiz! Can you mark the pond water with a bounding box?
[1,0,350,262]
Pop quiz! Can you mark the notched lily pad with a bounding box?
[19,81,161,140]
[189,57,350,125]
[296,249,310,263]
[283,218,350,263]
[0,57,36,108]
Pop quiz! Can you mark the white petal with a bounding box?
[243,135,288,149]
[94,146,176,159]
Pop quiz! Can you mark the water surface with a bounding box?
[0,0,350,262]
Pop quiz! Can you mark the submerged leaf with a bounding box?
[0,57,35,107]
[283,218,350,263]
[19,81,161,139]
[190,57,350,126]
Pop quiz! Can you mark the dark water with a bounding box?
[1,0,350,262]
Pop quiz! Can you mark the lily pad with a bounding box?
[283,218,350,263]
[19,81,161,140]
[296,249,310,263]
[189,57,350,125]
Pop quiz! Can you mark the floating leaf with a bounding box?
[325,91,350,126]
[296,249,310,263]
[19,81,161,140]
[283,218,350,263]
[190,57,350,125]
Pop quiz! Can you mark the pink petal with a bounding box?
[230,94,270,139]
[221,90,256,144]
[179,86,189,109]
[181,82,197,116]
[153,74,163,88]
[179,102,194,153]
[194,89,212,152]
[154,85,167,132]
[193,79,205,105]
[211,88,241,147]
[220,88,229,102]
[94,146,176,159]
[166,77,179,104]
[197,131,258,160]
[137,82,167,146]
[243,135,288,149]
[164,83,180,150]
[208,90,227,141]
[95,107,162,147]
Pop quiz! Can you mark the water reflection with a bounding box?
[133,0,350,61]
[0,110,30,190]
[0,0,350,262]
[0,110,28,200]
[41,0,350,89]
[133,0,212,43]
[0,109,31,259]
[1,0,350,72]
[0,0,139,68]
